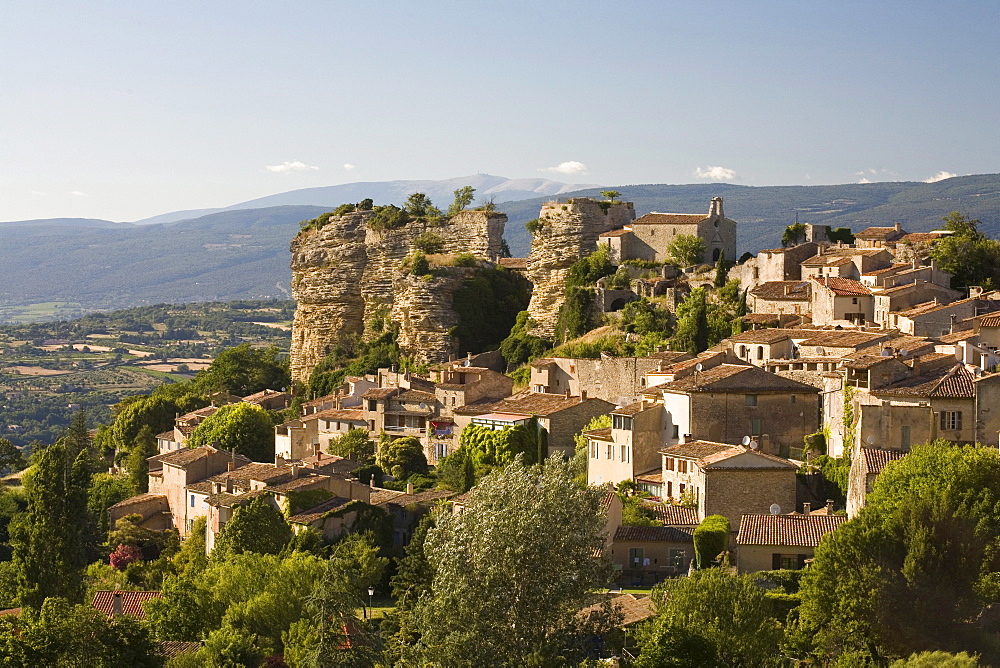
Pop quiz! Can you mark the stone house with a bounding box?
[810,277,874,326]
[747,281,811,317]
[726,329,797,367]
[455,391,615,458]
[735,513,847,573]
[860,263,913,289]
[873,261,952,290]
[854,223,907,249]
[241,389,292,411]
[801,247,893,281]
[974,372,1000,448]
[735,243,819,292]
[894,297,991,338]
[847,447,907,518]
[286,495,360,541]
[275,407,367,461]
[658,440,799,530]
[976,314,1000,351]
[610,526,694,585]
[874,281,962,331]
[585,399,668,487]
[598,197,736,265]
[529,352,691,405]
[892,231,951,262]
[108,493,173,532]
[651,364,820,458]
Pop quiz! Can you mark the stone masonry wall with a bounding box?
[290,210,506,384]
[526,198,635,337]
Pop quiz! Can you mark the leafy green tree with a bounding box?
[376,436,428,480]
[930,211,1000,289]
[194,343,289,397]
[436,446,476,493]
[88,473,137,538]
[144,572,218,642]
[890,651,981,667]
[565,245,615,288]
[10,440,92,608]
[0,597,160,667]
[126,424,157,493]
[600,190,622,201]
[172,516,208,577]
[450,267,532,355]
[671,287,710,354]
[448,186,476,216]
[212,496,292,559]
[457,423,540,471]
[109,394,201,455]
[413,231,445,254]
[620,298,672,336]
[404,456,614,666]
[555,285,598,341]
[404,193,443,222]
[667,234,706,266]
[499,311,551,368]
[792,443,1000,663]
[0,439,26,474]
[782,222,807,247]
[327,427,375,465]
[638,569,784,667]
[187,402,275,462]
[571,414,611,484]
[693,514,730,568]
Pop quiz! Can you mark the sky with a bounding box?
[1,1,998,222]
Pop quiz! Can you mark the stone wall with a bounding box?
[290,210,506,383]
[525,198,635,337]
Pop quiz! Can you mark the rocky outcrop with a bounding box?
[525,198,635,337]
[290,210,506,383]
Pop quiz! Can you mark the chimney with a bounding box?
[826,499,835,515]
[112,592,123,617]
[682,433,692,444]
[291,464,300,479]
[912,258,918,269]
[564,389,571,398]
[784,284,791,296]
[406,481,414,495]
[894,222,901,232]
[275,454,286,468]
[313,442,321,458]
[802,502,811,515]
[581,390,588,400]
[818,245,825,256]
[226,478,233,493]
[227,461,234,472]
[370,474,376,487]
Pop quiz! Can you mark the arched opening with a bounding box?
[712,248,721,262]
[609,298,629,312]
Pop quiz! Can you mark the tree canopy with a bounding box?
[188,402,275,462]
[929,211,1000,289]
[403,456,615,665]
[667,234,706,266]
[194,343,289,397]
[376,436,428,480]
[212,496,292,559]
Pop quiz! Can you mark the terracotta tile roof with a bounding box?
[844,354,897,370]
[863,263,910,276]
[377,489,455,507]
[661,364,818,394]
[659,440,798,470]
[303,393,338,408]
[872,364,975,399]
[897,297,973,318]
[855,226,905,240]
[860,447,906,475]
[645,503,700,526]
[899,232,947,244]
[177,405,218,422]
[159,445,240,469]
[362,387,400,400]
[242,389,290,403]
[287,496,354,524]
[728,328,796,344]
[579,594,656,627]
[632,212,706,226]
[813,277,872,296]
[645,351,692,363]
[750,282,811,301]
[498,257,528,269]
[634,469,663,484]
[614,526,694,543]
[742,313,783,325]
[529,358,556,368]
[156,430,175,440]
[268,474,332,493]
[108,493,167,510]
[797,330,886,348]
[205,491,243,507]
[802,254,854,267]
[158,641,201,658]
[186,481,213,494]
[736,513,847,547]
[613,401,652,416]
[311,408,366,422]
[369,488,407,505]
[91,590,162,619]
[598,228,633,237]
[980,315,1000,328]
[477,392,611,417]
[396,390,437,403]
[938,329,977,343]
[585,427,613,441]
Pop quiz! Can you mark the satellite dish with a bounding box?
[769,503,781,515]
[462,359,471,367]
[749,440,759,450]
[816,347,825,356]
[880,348,892,357]
[419,402,427,410]
[899,348,908,357]
[867,435,875,445]
[741,436,751,446]
[695,363,703,372]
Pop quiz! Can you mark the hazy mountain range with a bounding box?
[1,173,998,316]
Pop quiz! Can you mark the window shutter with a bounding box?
[798,554,808,569]
[772,554,782,570]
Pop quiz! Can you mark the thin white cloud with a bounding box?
[543,161,589,175]
[265,160,319,173]
[30,190,46,196]
[858,177,873,184]
[343,163,356,171]
[693,165,737,181]
[924,170,957,183]
[71,190,89,197]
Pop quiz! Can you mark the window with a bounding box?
[672,425,680,439]
[612,415,633,431]
[852,297,858,304]
[606,443,614,459]
[678,460,688,473]
[190,494,195,508]
[745,394,758,407]
[666,481,673,497]
[436,443,449,460]
[629,547,644,567]
[774,554,807,570]
[664,457,675,471]
[790,395,797,404]
[900,425,911,449]
[757,346,764,360]
[367,400,376,412]
[679,483,686,494]
[751,418,762,436]
[940,411,962,431]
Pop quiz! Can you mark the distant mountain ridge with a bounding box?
[1,174,998,317]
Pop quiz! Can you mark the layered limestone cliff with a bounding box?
[525,198,635,337]
[290,209,506,383]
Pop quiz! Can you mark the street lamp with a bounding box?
[368,586,375,619]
